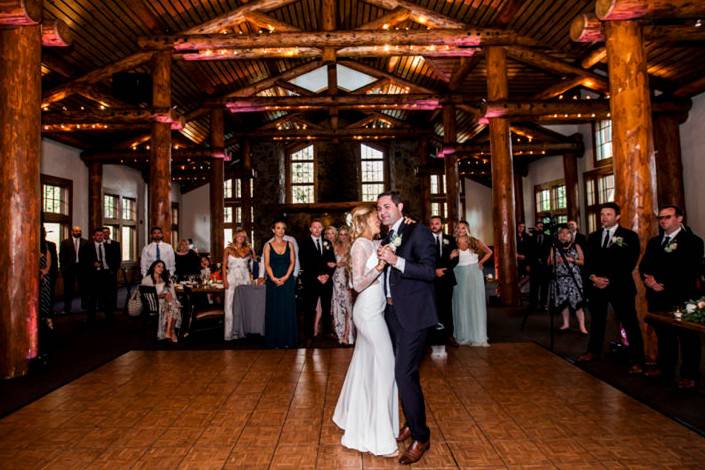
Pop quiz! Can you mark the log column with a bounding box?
[0,23,41,378]
[241,140,253,236]
[653,112,687,211]
[418,138,431,223]
[563,153,580,222]
[604,20,657,359]
[443,104,460,234]
[513,168,526,224]
[487,46,519,306]
[210,108,225,261]
[149,50,172,241]
[88,162,103,231]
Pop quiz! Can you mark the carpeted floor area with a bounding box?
[1,292,704,439]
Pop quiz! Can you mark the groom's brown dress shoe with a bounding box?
[396,426,411,442]
[399,440,430,465]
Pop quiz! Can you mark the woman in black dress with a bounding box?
[263,220,298,348]
[175,239,200,279]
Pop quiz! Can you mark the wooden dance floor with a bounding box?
[1,343,704,469]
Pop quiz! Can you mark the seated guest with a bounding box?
[639,205,704,389]
[548,225,588,334]
[578,203,644,374]
[264,220,298,348]
[199,255,212,281]
[451,229,492,346]
[142,260,181,343]
[175,239,200,279]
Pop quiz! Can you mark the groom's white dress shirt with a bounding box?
[385,217,406,298]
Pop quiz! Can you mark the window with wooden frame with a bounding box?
[584,166,615,233]
[287,144,316,204]
[224,176,243,246]
[430,173,449,232]
[41,175,72,249]
[593,119,613,166]
[360,143,386,202]
[534,179,567,226]
[102,194,138,262]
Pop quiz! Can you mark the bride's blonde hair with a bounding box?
[349,204,377,242]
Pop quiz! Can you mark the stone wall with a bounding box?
[249,139,423,250]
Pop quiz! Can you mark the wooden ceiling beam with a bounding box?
[42,108,182,126]
[362,0,466,29]
[232,127,432,138]
[244,11,301,32]
[184,0,298,34]
[74,85,132,108]
[274,79,316,96]
[596,0,705,21]
[482,99,690,119]
[141,29,537,50]
[339,59,438,94]
[356,7,411,30]
[225,60,324,98]
[347,111,411,129]
[532,76,586,100]
[352,78,390,94]
[42,51,154,106]
[504,46,609,93]
[81,148,225,163]
[673,75,705,98]
[41,19,72,47]
[457,141,582,157]
[0,0,41,26]
[580,47,607,69]
[449,54,482,91]
[222,94,447,112]
[572,13,705,43]
[512,123,580,143]
[178,45,481,60]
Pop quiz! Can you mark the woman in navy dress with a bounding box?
[264,220,298,348]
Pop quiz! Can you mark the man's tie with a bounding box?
[537,234,543,245]
[661,236,671,248]
[74,238,79,263]
[602,229,610,249]
[315,238,322,255]
[97,243,104,270]
[436,235,442,258]
[155,242,161,261]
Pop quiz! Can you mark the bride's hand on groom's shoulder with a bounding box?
[403,216,416,225]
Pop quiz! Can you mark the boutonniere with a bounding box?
[664,241,678,253]
[610,236,626,247]
[323,240,330,249]
[389,233,403,252]
[443,239,450,246]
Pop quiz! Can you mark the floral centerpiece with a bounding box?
[682,297,705,324]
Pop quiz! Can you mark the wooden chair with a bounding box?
[180,286,224,339]
[138,285,160,317]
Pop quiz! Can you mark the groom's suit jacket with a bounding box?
[386,221,438,331]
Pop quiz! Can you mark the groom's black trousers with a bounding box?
[385,303,431,443]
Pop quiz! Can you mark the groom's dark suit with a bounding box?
[384,220,437,443]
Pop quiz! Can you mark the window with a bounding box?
[360,143,386,201]
[594,119,613,165]
[288,144,315,204]
[584,167,615,233]
[41,175,72,247]
[224,206,233,224]
[103,193,139,262]
[224,228,233,246]
[224,179,233,199]
[103,194,119,220]
[534,179,567,227]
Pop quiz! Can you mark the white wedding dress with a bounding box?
[224,254,250,340]
[333,237,399,456]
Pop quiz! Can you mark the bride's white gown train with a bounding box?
[332,238,399,456]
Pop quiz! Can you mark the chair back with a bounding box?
[139,285,160,316]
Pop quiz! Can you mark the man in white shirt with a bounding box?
[140,227,176,277]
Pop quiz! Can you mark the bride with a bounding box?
[332,204,399,457]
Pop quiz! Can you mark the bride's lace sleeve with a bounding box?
[351,239,382,293]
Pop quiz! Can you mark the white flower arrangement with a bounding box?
[664,241,678,253]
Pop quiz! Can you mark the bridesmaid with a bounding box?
[451,223,492,346]
[223,229,253,341]
[331,225,354,344]
[263,220,298,348]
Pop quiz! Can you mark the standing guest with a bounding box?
[79,228,116,322]
[265,233,300,279]
[223,230,253,341]
[141,260,181,342]
[578,202,644,374]
[529,221,551,310]
[59,226,89,314]
[331,225,354,344]
[39,231,54,355]
[451,232,492,346]
[567,220,587,250]
[188,238,198,254]
[174,239,200,279]
[102,226,122,315]
[548,225,588,334]
[300,219,337,343]
[324,226,338,245]
[264,220,298,348]
[516,222,530,279]
[640,205,705,389]
[140,227,175,277]
[43,227,58,308]
[430,216,459,346]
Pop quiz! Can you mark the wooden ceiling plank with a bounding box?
[362,0,466,29]
[184,0,299,34]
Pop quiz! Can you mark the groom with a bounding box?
[377,191,437,465]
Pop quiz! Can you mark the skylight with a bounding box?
[287,64,377,93]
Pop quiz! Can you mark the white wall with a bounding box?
[181,183,211,252]
[463,178,494,244]
[681,92,705,238]
[40,139,89,231]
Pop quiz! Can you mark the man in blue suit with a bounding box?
[377,190,437,465]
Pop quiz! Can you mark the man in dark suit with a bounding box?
[639,205,704,388]
[578,202,644,374]
[429,215,458,346]
[377,191,437,465]
[528,221,551,310]
[59,226,89,314]
[102,226,122,314]
[299,218,337,343]
[79,228,117,322]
